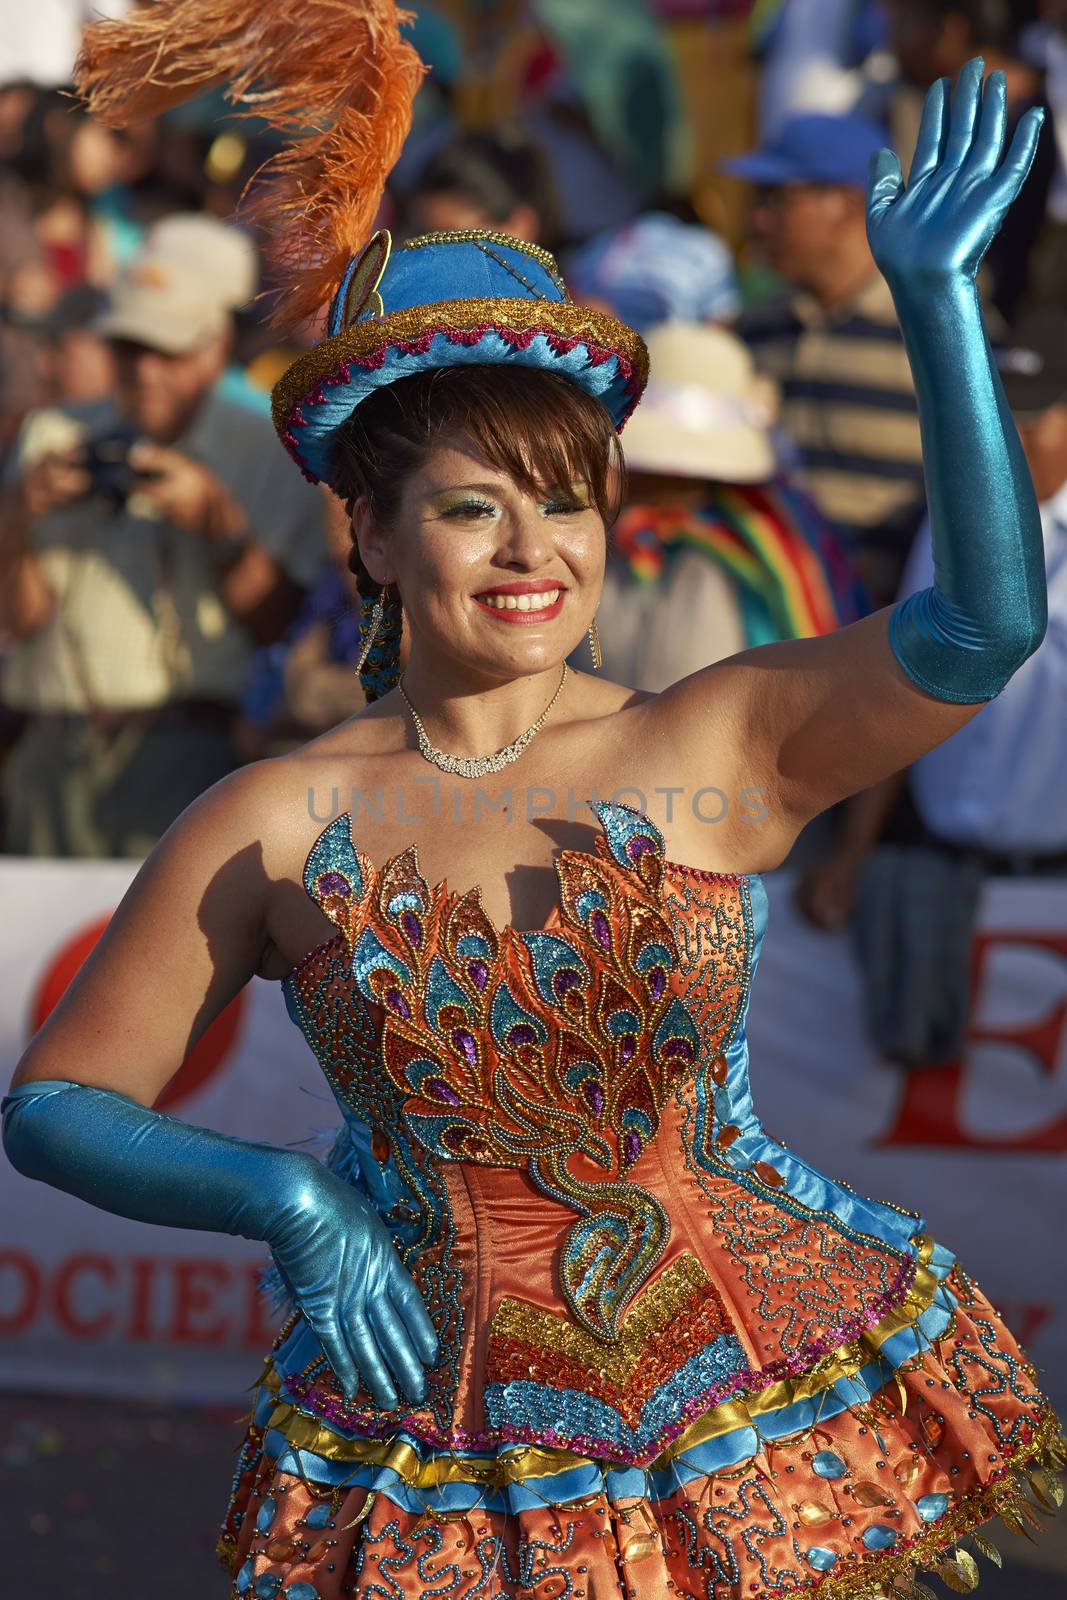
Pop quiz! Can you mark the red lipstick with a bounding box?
[472,579,566,623]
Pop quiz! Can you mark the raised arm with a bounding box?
[1,771,436,1408]
[655,62,1047,844]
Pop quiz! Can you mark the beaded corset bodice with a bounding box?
[280,801,923,1465]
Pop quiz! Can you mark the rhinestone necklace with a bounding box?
[398,664,569,778]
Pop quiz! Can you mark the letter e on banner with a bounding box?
[170,1260,231,1345]
[879,928,1067,1151]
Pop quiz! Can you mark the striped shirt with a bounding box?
[739,272,925,608]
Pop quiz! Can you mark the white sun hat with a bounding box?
[142,213,259,310]
[621,321,779,483]
[95,215,260,355]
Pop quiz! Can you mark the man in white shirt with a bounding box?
[792,309,1067,1061]
[903,308,1067,864]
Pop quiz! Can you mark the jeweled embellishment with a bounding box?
[316,871,350,897]
[537,1148,672,1341]
[923,1412,946,1446]
[255,1496,277,1532]
[301,800,726,1344]
[894,1454,924,1486]
[485,1252,744,1445]
[812,1450,848,1478]
[384,986,409,1017]
[795,1500,836,1527]
[851,1479,896,1507]
[805,1547,838,1571]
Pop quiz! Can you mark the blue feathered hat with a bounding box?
[72,1,647,498]
[272,227,650,490]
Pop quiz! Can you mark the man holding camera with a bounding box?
[0,219,325,857]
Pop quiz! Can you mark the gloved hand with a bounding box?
[1,1079,437,1410]
[866,60,1048,703]
[867,59,1044,286]
[263,1150,438,1410]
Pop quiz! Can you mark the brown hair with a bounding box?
[332,364,625,591]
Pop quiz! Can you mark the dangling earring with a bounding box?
[355,589,385,674]
[588,616,602,671]
[356,585,404,703]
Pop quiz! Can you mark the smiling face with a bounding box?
[333,364,623,687]
[355,440,605,679]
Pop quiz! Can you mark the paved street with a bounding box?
[3,1391,240,1599]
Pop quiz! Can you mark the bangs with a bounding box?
[421,366,625,521]
[334,364,626,526]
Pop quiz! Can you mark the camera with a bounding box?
[82,426,149,505]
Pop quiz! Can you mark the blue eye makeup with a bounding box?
[432,489,591,519]
[540,498,589,515]
[436,494,499,519]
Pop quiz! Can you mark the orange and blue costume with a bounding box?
[2,12,1061,1600]
[219,801,1064,1597]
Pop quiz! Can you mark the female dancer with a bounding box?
[3,7,1063,1594]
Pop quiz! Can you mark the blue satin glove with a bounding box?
[1,1079,438,1409]
[867,60,1048,702]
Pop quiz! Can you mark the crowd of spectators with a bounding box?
[1,0,1064,1066]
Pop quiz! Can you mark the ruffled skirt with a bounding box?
[219,1251,1065,1600]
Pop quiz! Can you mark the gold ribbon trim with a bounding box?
[271,298,651,448]
[262,1236,949,1486]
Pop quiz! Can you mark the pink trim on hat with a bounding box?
[281,319,641,482]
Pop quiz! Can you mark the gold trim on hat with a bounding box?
[340,228,393,330]
[400,228,568,290]
[272,297,649,461]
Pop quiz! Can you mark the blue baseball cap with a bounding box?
[722,112,889,189]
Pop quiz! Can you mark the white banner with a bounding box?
[1,861,1065,1411]
[0,859,324,1403]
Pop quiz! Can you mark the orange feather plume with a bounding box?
[74,0,426,326]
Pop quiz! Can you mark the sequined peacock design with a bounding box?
[304,800,702,1340]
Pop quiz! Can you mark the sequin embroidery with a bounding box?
[298,801,747,1343]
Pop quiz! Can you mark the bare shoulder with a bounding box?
[154,752,311,881]
[645,653,756,741]
[630,612,986,854]
[8,752,337,1098]
[185,707,396,868]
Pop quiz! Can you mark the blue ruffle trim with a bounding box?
[256,1241,957,1514]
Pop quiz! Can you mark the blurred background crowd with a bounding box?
[1,0,1066,1070]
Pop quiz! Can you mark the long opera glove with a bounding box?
[868,60,1048,702]
[1,1079,437,1408]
